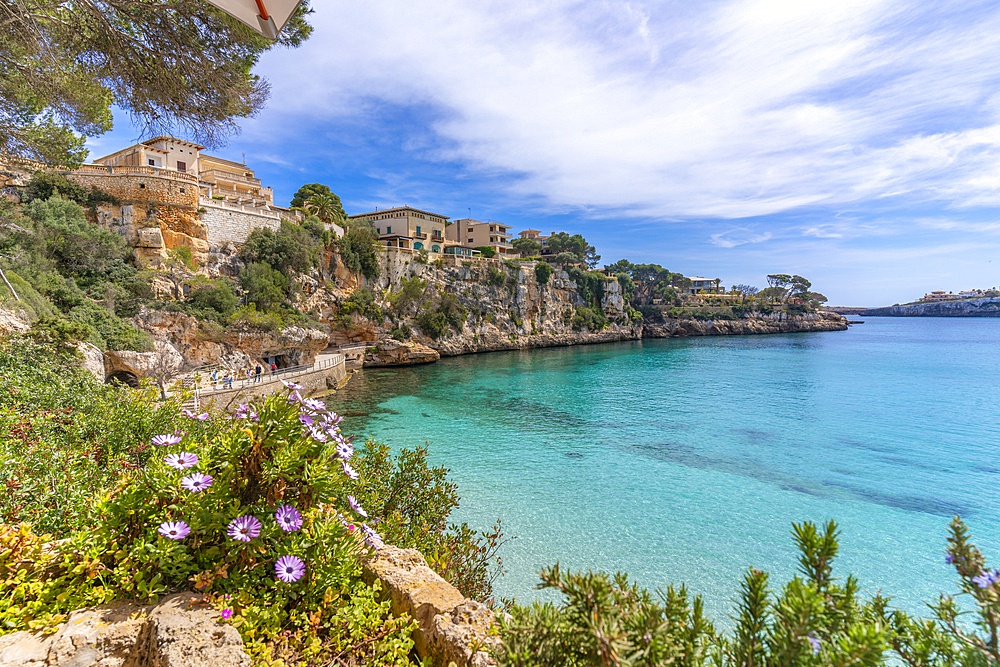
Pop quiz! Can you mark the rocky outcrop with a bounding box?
[643,310,849,337]
[0,308,30,334]
[861,297,1000,317]
[78,342,105,381]
[363,339,441,367]
[131,309,329,371]
[0,593,249,667]
[363,545,498,667]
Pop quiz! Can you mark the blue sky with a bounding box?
[86,0,1000,306]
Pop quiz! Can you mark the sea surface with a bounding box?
[323,317,1000,621]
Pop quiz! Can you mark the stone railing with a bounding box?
[71,163,199,184]
[201,169,261,188]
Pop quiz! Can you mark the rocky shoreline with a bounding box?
[856,297,1000,317]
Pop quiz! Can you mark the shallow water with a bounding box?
[324,318,1000,619]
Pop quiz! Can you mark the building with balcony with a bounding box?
[93,136,204,175]
[348,206,449,252]
[198,154,273,207]
[446,219,515,258]
[685,277,722,295]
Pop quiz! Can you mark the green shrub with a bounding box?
[228,304,285,331]
[0,269,58,321]
[240,261,289,311]
[388,277,427,315]
[571,306,606,331]
[484,265,505,287]
[474,246,496,258]
[534,261,553,285]
[336,225,380,279]
[186,278,238,322]
[638,305,665,323]
[415,310,448,339]
[340,286,383,326]
[25,172,118,207]
[241,221,321,275]
[68,300,153,351]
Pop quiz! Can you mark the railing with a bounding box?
[210,185,269,203]
[200,197,280,219]
[190,355,345,396]
[200,169,262,188]
[413,232,427,239]
[71,164,199,184]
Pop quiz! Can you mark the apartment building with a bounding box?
[446,219,515,258]
[347,206,449,252]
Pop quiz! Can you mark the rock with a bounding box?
[363,545,496,667]
[137,227,165,248]
[78,342,106,381]
[0,630,52,667]
[104,340,183,380]
[363,339,440,367]
[0,594,248,667]
[146,594,251,667]
[0,308,31,334]
[861,297,1000,317]
[46,601,149,666]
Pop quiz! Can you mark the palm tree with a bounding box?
[305,194,342,223]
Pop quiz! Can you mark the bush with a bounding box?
[571,306,606,331]
[339,286,383,326]
[534,261,553,285]
[484,265,505,287]
[388,277,427,316]
[415,310,448,339]
[474,246,496,258]
[228,304,285,331]
[240,261,289,311]
[68,300,154,351]
[25,172,118,207]
[186,278,238,322]
[336,225,380,279]
[638,305,665,323]
[241,221,321,275]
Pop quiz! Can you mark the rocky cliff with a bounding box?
[860,298,1000,317]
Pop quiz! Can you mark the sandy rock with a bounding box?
[363,546,466,659]
[0,630,51,667]
[46,601,149,666]
[363,339,440,367]
[146,594,251,667]
[430,599,499,667]
[78,342,106,381]
[104,340,182,379]
[0,307,31,334]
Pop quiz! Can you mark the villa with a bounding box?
[446,219,516,259]
[347,206,450,253]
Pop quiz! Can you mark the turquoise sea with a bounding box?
[324,317,1000,620]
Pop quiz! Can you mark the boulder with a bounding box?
[77,342,106,381]
[363,545,496,667]
[0,308,30,334]
[362,339,440,367]
[0,594,249,667]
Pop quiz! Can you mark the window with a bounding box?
[431,245,441,253]
[414,242,423,250]
[148,158,155,166]
[138,183,145,189]
[180,188,185,193]
[416,226,421,234]
[386,226,391,234]
[376,228,381,234]
[177,161,186,172]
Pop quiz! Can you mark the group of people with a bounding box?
[209,362,279,390]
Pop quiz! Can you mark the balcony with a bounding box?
[413,231,427,239]
[200,169,261,188]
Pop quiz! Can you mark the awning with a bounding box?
[202,0,302,39]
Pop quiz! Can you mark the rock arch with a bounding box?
[105,370,140,387]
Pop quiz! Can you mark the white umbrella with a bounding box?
[203,0,302,39]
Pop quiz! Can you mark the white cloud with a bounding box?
[251,0,1000,221]
[710,228,772,247]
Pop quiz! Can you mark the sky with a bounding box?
[85,0,1000,307]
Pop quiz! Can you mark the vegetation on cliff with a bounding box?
[0,333,507,665]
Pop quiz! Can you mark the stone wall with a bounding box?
[197,358,347,409]
[200,203,281,248]
[66,168,199,208]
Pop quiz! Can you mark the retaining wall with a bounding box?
[197,359,347,408]
[200,203,281,248]
[66,168,199,208]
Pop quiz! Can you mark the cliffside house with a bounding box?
[446,219,515,258]
[348,206,449,253]
[518,229,549,242]
[685,277,722,295]
[82,137,311,225]
[920,291,960,302]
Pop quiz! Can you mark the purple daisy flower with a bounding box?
[227,515,262,541]
[158,521,191,540]
[342,461,359,480]
[220,609,233,621]
[165,452,199,470]
[347,495,368,518]
[972,570,998,588]
[335,442,353,460]
[281,380,305,391]
[180,472,214,492]
[234,403,259,421]
[182,408,209,421]
[308,426,329,443]
[275,555,306,583]
[152,433,183,447]
[361,524,383,549]
[275,505,303,532]
[807,632,820,655]
[299,413,315,427]
[287,391,302,404]
[301,397,325,412]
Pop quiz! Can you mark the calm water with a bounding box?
[325,318,1000,620]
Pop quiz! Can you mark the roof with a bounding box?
[520,229,541,234]
[688,277,714,282]
[348,206,450,220]
[142,136,207,150]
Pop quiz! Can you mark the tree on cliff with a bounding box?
[291,184,345,216]
[512,237,542,257]
[1,0,313,166]
[304,194,345,224]
[546,232,601,268]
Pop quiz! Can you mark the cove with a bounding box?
[323,318,1000,620]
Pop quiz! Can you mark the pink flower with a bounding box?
[227,515,262,542]
[181,408,209,421]
[220,609,233,621]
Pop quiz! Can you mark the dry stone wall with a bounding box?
[66,170,198,208]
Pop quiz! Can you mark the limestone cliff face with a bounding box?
[861,298,1000,317]
[643,310,849,337]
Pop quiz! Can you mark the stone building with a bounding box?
[348,206,449,253]
[445,218,515,259]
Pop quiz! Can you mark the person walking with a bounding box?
[255,364,262,382]
[270,362,277,378]
[211,370,218,390]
